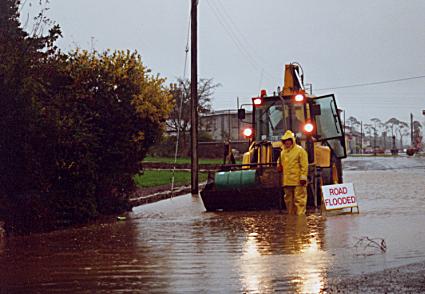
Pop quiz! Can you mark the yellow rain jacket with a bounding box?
[278,130,308,186]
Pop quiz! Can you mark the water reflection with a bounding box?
[0,221,5,254]
[0,218,174,292]
[237,214,330,293]
[1,196,332,293]
[241,235,263,292]
[2,165,425,292]
[231,213,326,255]
[0,237,4,254]
[296,237,326,293]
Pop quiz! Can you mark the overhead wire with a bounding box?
[170,3,192,195]
[316,75,425,91]
[317,74,425,121]
[215,0,277,77]
[205,0,259,70]
[204,2,424,119]
[205,0,276,83]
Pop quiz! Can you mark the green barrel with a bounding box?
[214,170,257,191]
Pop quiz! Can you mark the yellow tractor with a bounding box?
[200,63,347,211]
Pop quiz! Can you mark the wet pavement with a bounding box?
[1,156,425,293]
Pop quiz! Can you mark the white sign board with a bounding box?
[321,183,358,210]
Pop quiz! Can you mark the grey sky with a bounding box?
[22,0,425,124]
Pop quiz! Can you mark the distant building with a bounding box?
[200,110,252,141]
[344,125,363,154]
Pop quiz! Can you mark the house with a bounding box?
[344,125,363,154]
[200,110,252,141]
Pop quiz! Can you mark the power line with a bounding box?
[171,4,192,194]
[215,0,276,75]
[316,75,425,91]
[205,0,259,70]
[205,0,276,83]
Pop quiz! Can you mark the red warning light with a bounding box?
[243,127,253,138]
[294,93,305,102]
[303,121,314,133]
[253,97,263,106]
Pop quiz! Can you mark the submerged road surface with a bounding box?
[1,156,425,293]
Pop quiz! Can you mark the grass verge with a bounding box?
[134,170,209,188]
[143,156,228,165]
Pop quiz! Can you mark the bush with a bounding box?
[36,50,173,227]
[1,1,173,234]
[0,20,172,233]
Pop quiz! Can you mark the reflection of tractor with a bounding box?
[200,63,347,211]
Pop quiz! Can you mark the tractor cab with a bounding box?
[237,91,347,175]
[240,91,346,165]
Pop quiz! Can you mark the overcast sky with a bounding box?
[22,0,425,124]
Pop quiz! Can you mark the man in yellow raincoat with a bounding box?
[277,130,309,215]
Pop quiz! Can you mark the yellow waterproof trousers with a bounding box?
[284,186,307,215]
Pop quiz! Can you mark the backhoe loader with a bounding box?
[200,63,347,211]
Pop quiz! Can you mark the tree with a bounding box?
[363,123,375,144]
[385,118,409,148]
[0,0,61,195]
[166,78,220,153]
[38,49,173,221]
[397,121,409,148]
[0,0,63,233]
[346,116,361,132]
[370,118,383,133]
[370,118,384,148]
[385,118,399,137]
[0,1,174,233]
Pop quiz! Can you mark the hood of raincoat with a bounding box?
[281,130,295,147]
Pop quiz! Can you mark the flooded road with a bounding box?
[1,157,425,293]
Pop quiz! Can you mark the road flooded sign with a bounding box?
[321,183,359,213]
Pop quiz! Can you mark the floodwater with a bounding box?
[1,157,425,293]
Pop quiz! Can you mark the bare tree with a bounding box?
[363,124,374,138]
[346,116,361,132]
[385,117,400,137]
[398,121,409,148]
[370,118,385,148]
[385,118,410,148]
[166,78,220,150]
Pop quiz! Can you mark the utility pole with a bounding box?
[190,0,198,194]
[237,97,240,141]
[360,121,363,154]
[410,113,414,146]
